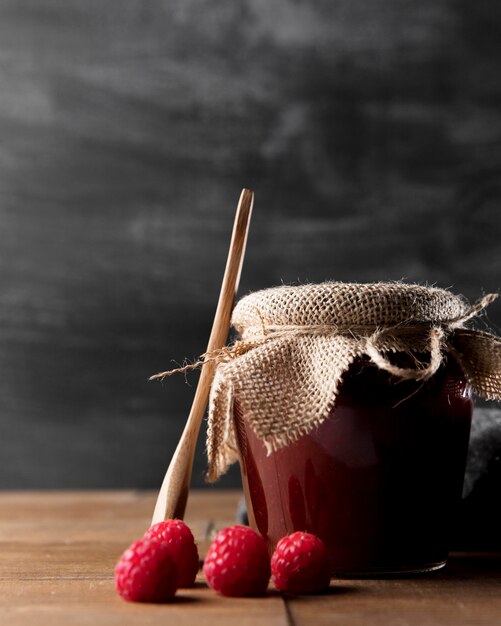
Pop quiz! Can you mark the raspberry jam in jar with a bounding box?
[234,355,473,576]
[205,282,500,576]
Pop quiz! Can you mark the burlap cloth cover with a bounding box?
[203,282,501,481]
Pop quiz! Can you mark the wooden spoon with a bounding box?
[151,188,254,525]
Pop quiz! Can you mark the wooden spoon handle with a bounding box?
[151,189,254,525]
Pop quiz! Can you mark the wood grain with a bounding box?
[0,1,500,489]
[0,491,289,626]
[287,554,501,626]
[0,491,500,626]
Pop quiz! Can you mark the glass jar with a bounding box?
[234,354,473,576]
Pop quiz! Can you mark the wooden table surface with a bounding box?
[0,491,499,625]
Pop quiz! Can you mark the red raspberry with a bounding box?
[144,519,199,587]
[203,525,270,596]
[271,532,330,594]
[115,538,177,602]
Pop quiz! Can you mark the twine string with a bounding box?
[149,293,497,382]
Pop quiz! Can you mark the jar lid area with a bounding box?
[232,282,468,332]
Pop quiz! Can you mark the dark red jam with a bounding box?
[234,355,473,575]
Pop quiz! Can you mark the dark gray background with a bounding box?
[1,0,500,489]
